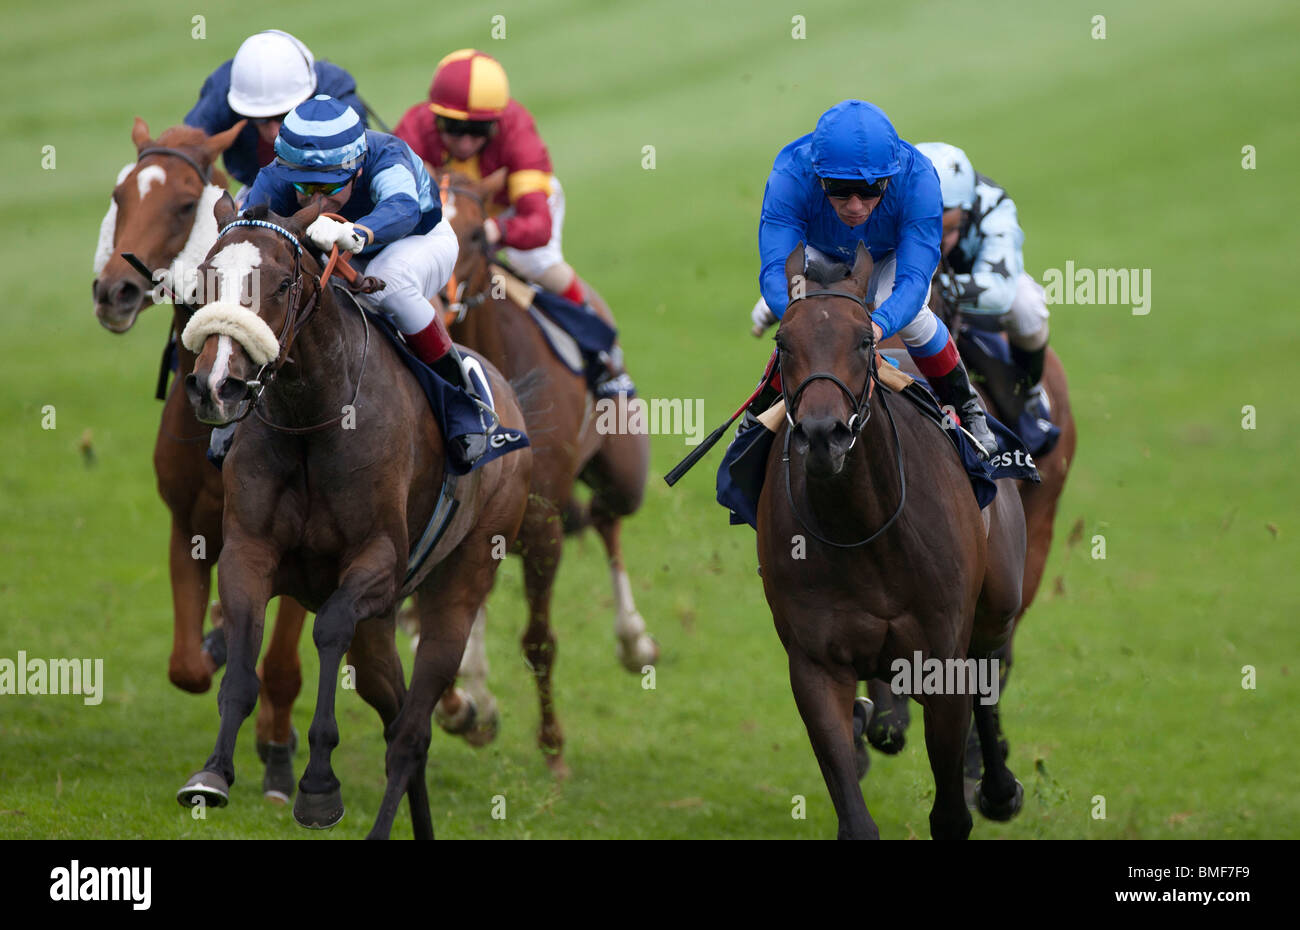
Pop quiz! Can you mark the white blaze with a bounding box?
[207,240,262,305]
[136,165,166,199]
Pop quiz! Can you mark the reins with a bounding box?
[779,288,907,549]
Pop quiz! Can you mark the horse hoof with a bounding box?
[545,753,572,779]
[177,771,229,808]
[866,714,906,755]
[616,634,659,672]
[976,778,1024,822]
[257,725,299,764]
[462,696,499,748]
[852,697,873,780]
[262,741,296,804]
[293,788,344,829]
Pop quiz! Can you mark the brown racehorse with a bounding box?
[176,200,532,838]
[416,172,656,776]
[758,244,1025,839]
[93,119,310,802]
[865,269,1075,795]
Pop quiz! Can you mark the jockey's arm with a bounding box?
[757,171,810,320]
[496,188,551,250]
[947,198,1025,315]
[353,162,426,248]
[872,209,942,340]
[183,65,233,135]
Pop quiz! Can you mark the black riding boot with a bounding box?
[1010,342,1051,421]
[930,358,997,457]
[430,345,490,469]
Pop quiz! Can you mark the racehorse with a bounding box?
[176,199,532,838]
[419,171,656,776]
[92,119,309,801]
[757,243,1025,838]
[864,266,1076,795]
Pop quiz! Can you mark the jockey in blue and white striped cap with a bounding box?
[243,94,490,468]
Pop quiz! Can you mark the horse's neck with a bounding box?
[261,295,357,427]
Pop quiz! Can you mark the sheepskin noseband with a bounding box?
[182,303,281,367]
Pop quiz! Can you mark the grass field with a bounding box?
[1,0,1297,839]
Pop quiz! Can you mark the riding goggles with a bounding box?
[293,177,354,197]
[820,176,889,200]
[436,116,496,138]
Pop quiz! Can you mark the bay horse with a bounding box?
[757,243,1025,839]
[864,266,1076,795]
[93,118,309,801]
[417,172,656,776]
[176,198,531,838]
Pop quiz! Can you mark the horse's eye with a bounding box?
[178,201,197,215]
[276,278,291,294]
[859,334,872,351]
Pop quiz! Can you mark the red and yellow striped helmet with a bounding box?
[428,49,510,121]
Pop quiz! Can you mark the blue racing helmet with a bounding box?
[810,100,901,184]
[274,94,367,183]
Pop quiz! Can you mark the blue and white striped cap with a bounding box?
[274,95,367,182]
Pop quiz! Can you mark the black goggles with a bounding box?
[436,116,495,138]
[820,176,889,200]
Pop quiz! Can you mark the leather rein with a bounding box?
[779,288,907,549]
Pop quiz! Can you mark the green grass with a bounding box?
[1,0,1297,839]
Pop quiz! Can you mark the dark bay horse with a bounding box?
[93,119,309,801]
[757,243,1025,839]
[176,199,532,838]
[416,173,656,776]
[866,268,1076,793]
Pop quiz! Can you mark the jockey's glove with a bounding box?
[305,216,367,255]
[750,299,777,337]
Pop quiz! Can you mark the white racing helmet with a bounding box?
[916,142,975,211]
[227,30,317,118]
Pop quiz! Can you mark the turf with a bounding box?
[0,0,1296,839]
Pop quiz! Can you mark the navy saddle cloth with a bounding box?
[526,288,635,398]
[959,327,1060,457]
[716,362,1040,531]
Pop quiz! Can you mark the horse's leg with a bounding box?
[176,546,275,807]
[294,539,399,830]
[166,519,216,693]
[254,596,308,803]
[921,691,975,840]
[369,548,496,840]
[584,428,657,670]
[348,611,435,841]
[970,651,1024,822]
[787,649,877,839]
[518,498,568,776]
[864,679,910,754]
[434,604,499,746]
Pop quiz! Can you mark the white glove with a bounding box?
[750,297,777,337]
[305,216,366,254]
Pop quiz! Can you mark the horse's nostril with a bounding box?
[112,279,142,311]
[217,377,247,405]
[184,373,205,407]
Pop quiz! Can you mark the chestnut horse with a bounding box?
[92,119,309,801]
[176,200,531,838]
[418,173,656,776]
[758,244,1025,839]
[864,267,1076,796]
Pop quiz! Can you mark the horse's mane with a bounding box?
[804,256,853,286]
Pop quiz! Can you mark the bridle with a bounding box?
[439,178,496,322]
[211,216,371,434]
[779,288,907,549]
[135,145,213,186]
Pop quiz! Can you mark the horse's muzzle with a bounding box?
[792,415,855,476]
[92,277,145,333]
[185,370,249,426]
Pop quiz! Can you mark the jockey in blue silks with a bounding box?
[241,94,488,467]
[751,99,996,454]
[185,30,369,191]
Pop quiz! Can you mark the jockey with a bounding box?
[752,100,997,454]
[915,142,1052,422]
[392,49,585,305]
[185,30,369,191]
[241,95,487,467]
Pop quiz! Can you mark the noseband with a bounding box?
[779,288,907,549]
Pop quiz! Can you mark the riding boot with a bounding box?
[1010,342,1052,421]
[929,358,998,457]
[405,319,489,469]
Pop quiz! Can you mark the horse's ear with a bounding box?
[847,241,873,296]
[213,191,237,232]
[204,120,247,160]
[131,116,152,151]
[784,242,806,296]
[290,199,327,233]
